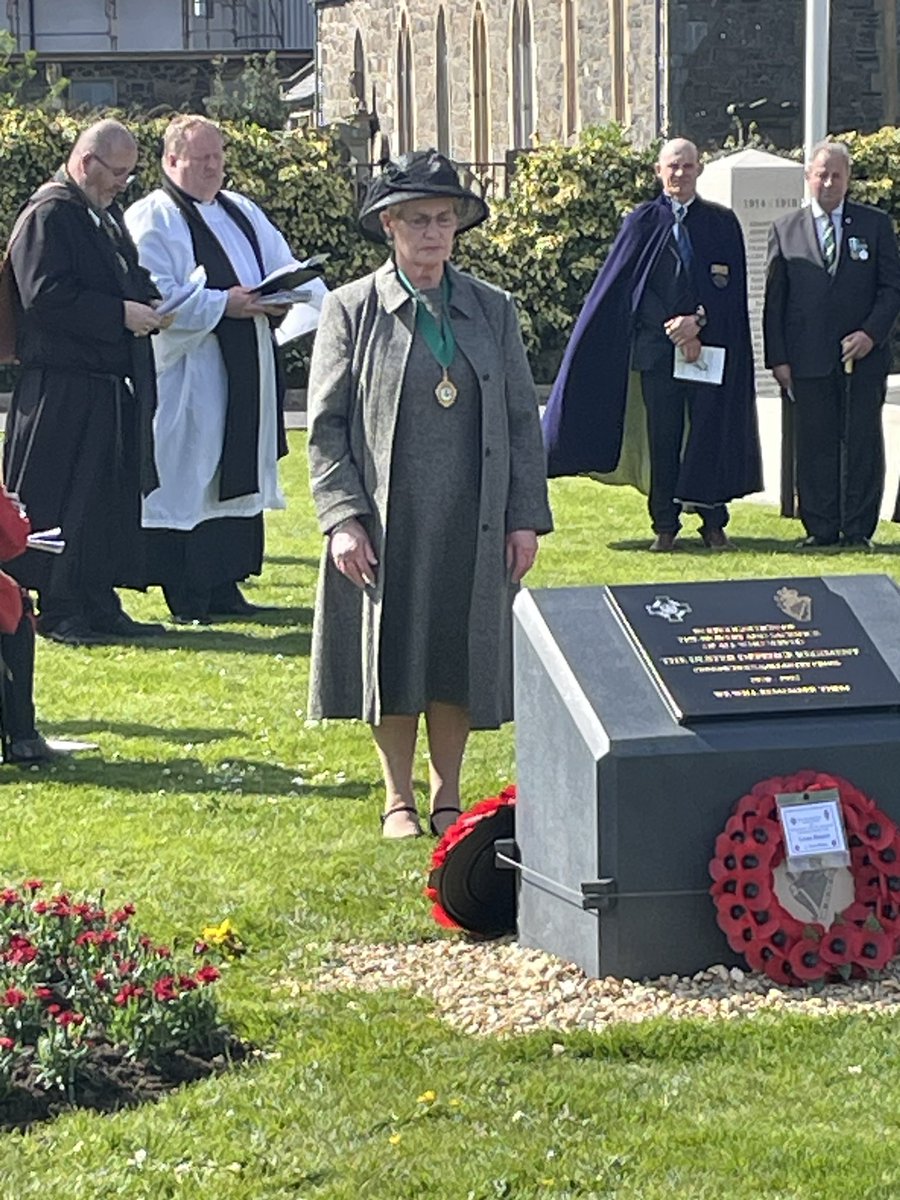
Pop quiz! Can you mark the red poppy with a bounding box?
[856,929,895,971]
[22,879,43,893]
[0,1036,14,1051]
[818,926,862,966]
[3,988,26,1007]
[0,889,20,907]
[195,964,221,985]
[153,977,178,1003]
[787,940,826,982]
[113,983,144,1006]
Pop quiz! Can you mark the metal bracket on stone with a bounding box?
[581,880,709,912]
[493,838,519,869]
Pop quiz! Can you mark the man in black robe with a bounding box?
[3,118,168,644]
[544,138,762,551]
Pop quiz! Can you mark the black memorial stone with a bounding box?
[513,574,900,980]
[607,577,900,722]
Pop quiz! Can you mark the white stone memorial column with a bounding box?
[697,148,805,398]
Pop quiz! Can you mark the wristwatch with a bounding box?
[695,305,708,330]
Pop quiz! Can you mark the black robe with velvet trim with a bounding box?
[2,179,160,596]
[543,193,763,506]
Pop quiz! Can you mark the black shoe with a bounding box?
[6,733,71,765]
[700,527,734,550]
[38,617,108,646]
[649,532,678,552]
[90,613,166,637]
[841,535,875,551]
[796,535,840,549]
[170,612,212,625]
[207,590,273,617]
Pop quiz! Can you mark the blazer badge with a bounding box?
[848,236,869,262]
[710,263,730,288]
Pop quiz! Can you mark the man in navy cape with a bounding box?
[543,138,762,551]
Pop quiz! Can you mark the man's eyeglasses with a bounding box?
[89,151,135,183]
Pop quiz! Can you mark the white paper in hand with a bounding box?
[673,345,726,386]
[274,277,330,345]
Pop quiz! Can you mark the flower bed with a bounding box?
[0,880,246,1127]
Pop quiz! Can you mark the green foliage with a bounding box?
[6,113,900,385]
[0,29,66,110]
[456,125,657,380]
[204,52,288,132]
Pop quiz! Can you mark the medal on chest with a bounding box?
[435,368,458,408]
[397,265,459,408]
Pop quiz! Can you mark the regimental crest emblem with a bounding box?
[774,586,812,622]
[646,595,692,623]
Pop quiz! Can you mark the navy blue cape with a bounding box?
[543,193,762,506]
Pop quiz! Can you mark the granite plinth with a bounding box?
[512,574,900,980]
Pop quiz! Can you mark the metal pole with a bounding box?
[804,0,830,165]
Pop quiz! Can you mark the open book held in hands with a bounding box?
[253,255,329,297]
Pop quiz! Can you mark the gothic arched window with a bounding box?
[562,0,578,139]
[472,3,490,163]
[397,12,414,154]
[436,8,451,154]
[511,0,534,148]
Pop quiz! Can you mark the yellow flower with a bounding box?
[416,1090,436,1104]
[201,918,236,945]
[448,1098,461,1108]
[388,1133,402,1146]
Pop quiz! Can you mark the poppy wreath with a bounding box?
[426,785,517,935]
[709,771,900,986]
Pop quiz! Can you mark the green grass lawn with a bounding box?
[3,433,900,1198]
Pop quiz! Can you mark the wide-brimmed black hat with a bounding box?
[358,148,490,243]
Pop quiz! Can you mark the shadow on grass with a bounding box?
[607,535,900,557]
[263,555,322,568]
[125,627,311,657]
[47,720,242,744]
[3,755,372,800]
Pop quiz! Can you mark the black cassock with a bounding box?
[2,177,159,618]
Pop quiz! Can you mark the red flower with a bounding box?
[193,940,210,955]
[31,900,48,914]
[195,965,220,985]
[152,976,178,1003]
[113,984,145,1006]
[3,988,26,1007]
[5,934,37,965]
[0,1036,14,1051]
[155,945,171,959]
[93,970,108,991]
[857,929,895,971]
[111,905,136,926]
[0,888,20,906]
[56,1010,84,1027]
[22,879,43,893]
[787,940,826,982]
[75,930,101,947]
[178,974,198,991]
[33,985,55,1001]
[818,926,862,967]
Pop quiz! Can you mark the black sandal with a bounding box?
[380,805,423,837]
[429,806,463,837]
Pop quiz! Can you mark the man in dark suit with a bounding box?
[764,139,900,548]
[544,139,761,552]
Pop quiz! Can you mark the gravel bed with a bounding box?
[312,938,900,1036]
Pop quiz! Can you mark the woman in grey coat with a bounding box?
[307,150,553,840]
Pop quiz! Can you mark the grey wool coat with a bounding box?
[306,258,553,728]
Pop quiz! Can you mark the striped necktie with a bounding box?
[673,203,694,274]
[822,213,837,273]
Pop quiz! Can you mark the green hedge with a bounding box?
[1,113,900,384]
